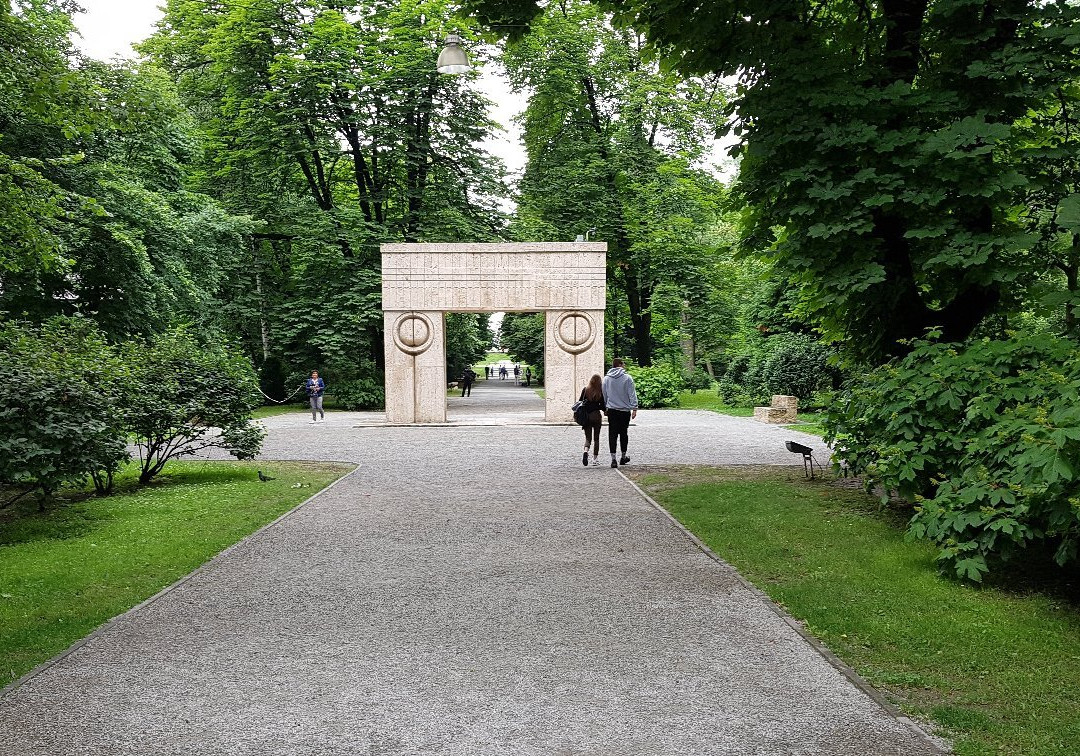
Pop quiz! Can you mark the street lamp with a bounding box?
[436,33,470,74]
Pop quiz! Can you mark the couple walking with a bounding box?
[579,358,638,468]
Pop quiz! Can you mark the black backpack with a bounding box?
[571,399,589,426]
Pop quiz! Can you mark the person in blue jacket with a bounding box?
[306,370,326,423]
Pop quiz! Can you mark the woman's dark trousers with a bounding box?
[583,418,602,456]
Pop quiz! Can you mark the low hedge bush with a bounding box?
[628,364,682,408]
[333,377,385,410]
[0,319,128,503]
[761,333,834,399]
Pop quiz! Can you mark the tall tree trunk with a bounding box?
[680,300,695,372]
[581,73,655,364]
[403,77,437,242]
[255,267,270,363]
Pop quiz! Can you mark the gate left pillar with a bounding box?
[384,310,446,424]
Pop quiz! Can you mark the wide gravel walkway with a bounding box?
[0,403,941,755]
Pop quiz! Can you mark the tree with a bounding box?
[499,312,545,381]
[144,0,511,387]
[0,0,94,283]
[475,0,1080,360]
[0,4,257,345]
[1016,79,1080,334]
[445,313,491,380]
[501,0,727,365]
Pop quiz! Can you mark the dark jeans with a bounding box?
[607,409,631,455]
[583,416,602,456]
[462,382,472,396]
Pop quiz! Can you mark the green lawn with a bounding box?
[252,397,346,419]
[0,460,351,687]
[673,391,825,435]
[633,466,1080,756]
[675,390,755,416]
[252,404,305,419]
[476,351,509,366]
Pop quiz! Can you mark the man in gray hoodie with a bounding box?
[602,358,638,468]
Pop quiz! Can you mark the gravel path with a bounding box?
[0,409,940,755]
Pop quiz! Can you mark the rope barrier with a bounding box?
[257,383,308,404]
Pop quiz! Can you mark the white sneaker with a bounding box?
[591,457,600,466]
[308,419,317,424]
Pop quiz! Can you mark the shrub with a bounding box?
[825,332,1080,582]
[333,377,385,410]
[121,329,264,483]
[716,376,740,404]
[683,368,713,394]
[627,364,682,408]
[0,318,128,505]
[761,333,833,399]
[724,353,752,383]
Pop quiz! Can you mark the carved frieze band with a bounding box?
[381,248,607,312]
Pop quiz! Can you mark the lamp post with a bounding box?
[436,33,470,74]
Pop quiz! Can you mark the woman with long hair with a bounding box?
[579,374,606,466]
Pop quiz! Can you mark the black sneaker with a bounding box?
[610,458,618,468]
[619,456,630,466]
[582,451,589,466]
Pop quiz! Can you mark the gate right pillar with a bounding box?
[544,309,605,423]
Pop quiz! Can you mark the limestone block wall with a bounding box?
[381,242,608,424]
[753,395,798,424]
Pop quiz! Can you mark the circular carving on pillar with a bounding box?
[553,311,595,355]
[393,313,434,355]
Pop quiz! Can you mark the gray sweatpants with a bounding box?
[310,395,324,420]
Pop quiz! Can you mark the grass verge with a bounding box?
[252,397,349,419]
[252,404,305,419]
[631,466,1080,756]
[0,460,351,688]
[475,351,510,366]
[673,392,825,435]
[675,391,755,416]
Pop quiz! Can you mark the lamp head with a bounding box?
[437,33,470,74]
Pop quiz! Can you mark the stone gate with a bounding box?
[381,242,607,423]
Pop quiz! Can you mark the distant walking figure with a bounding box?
[602,359,638,467]
[499,365,508,380]
[579,374,606,466]
[525,367,532,386]
[514,364,520,384]
[484,366,490,379]
[461,367,476,397]
[307,370,326,424]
